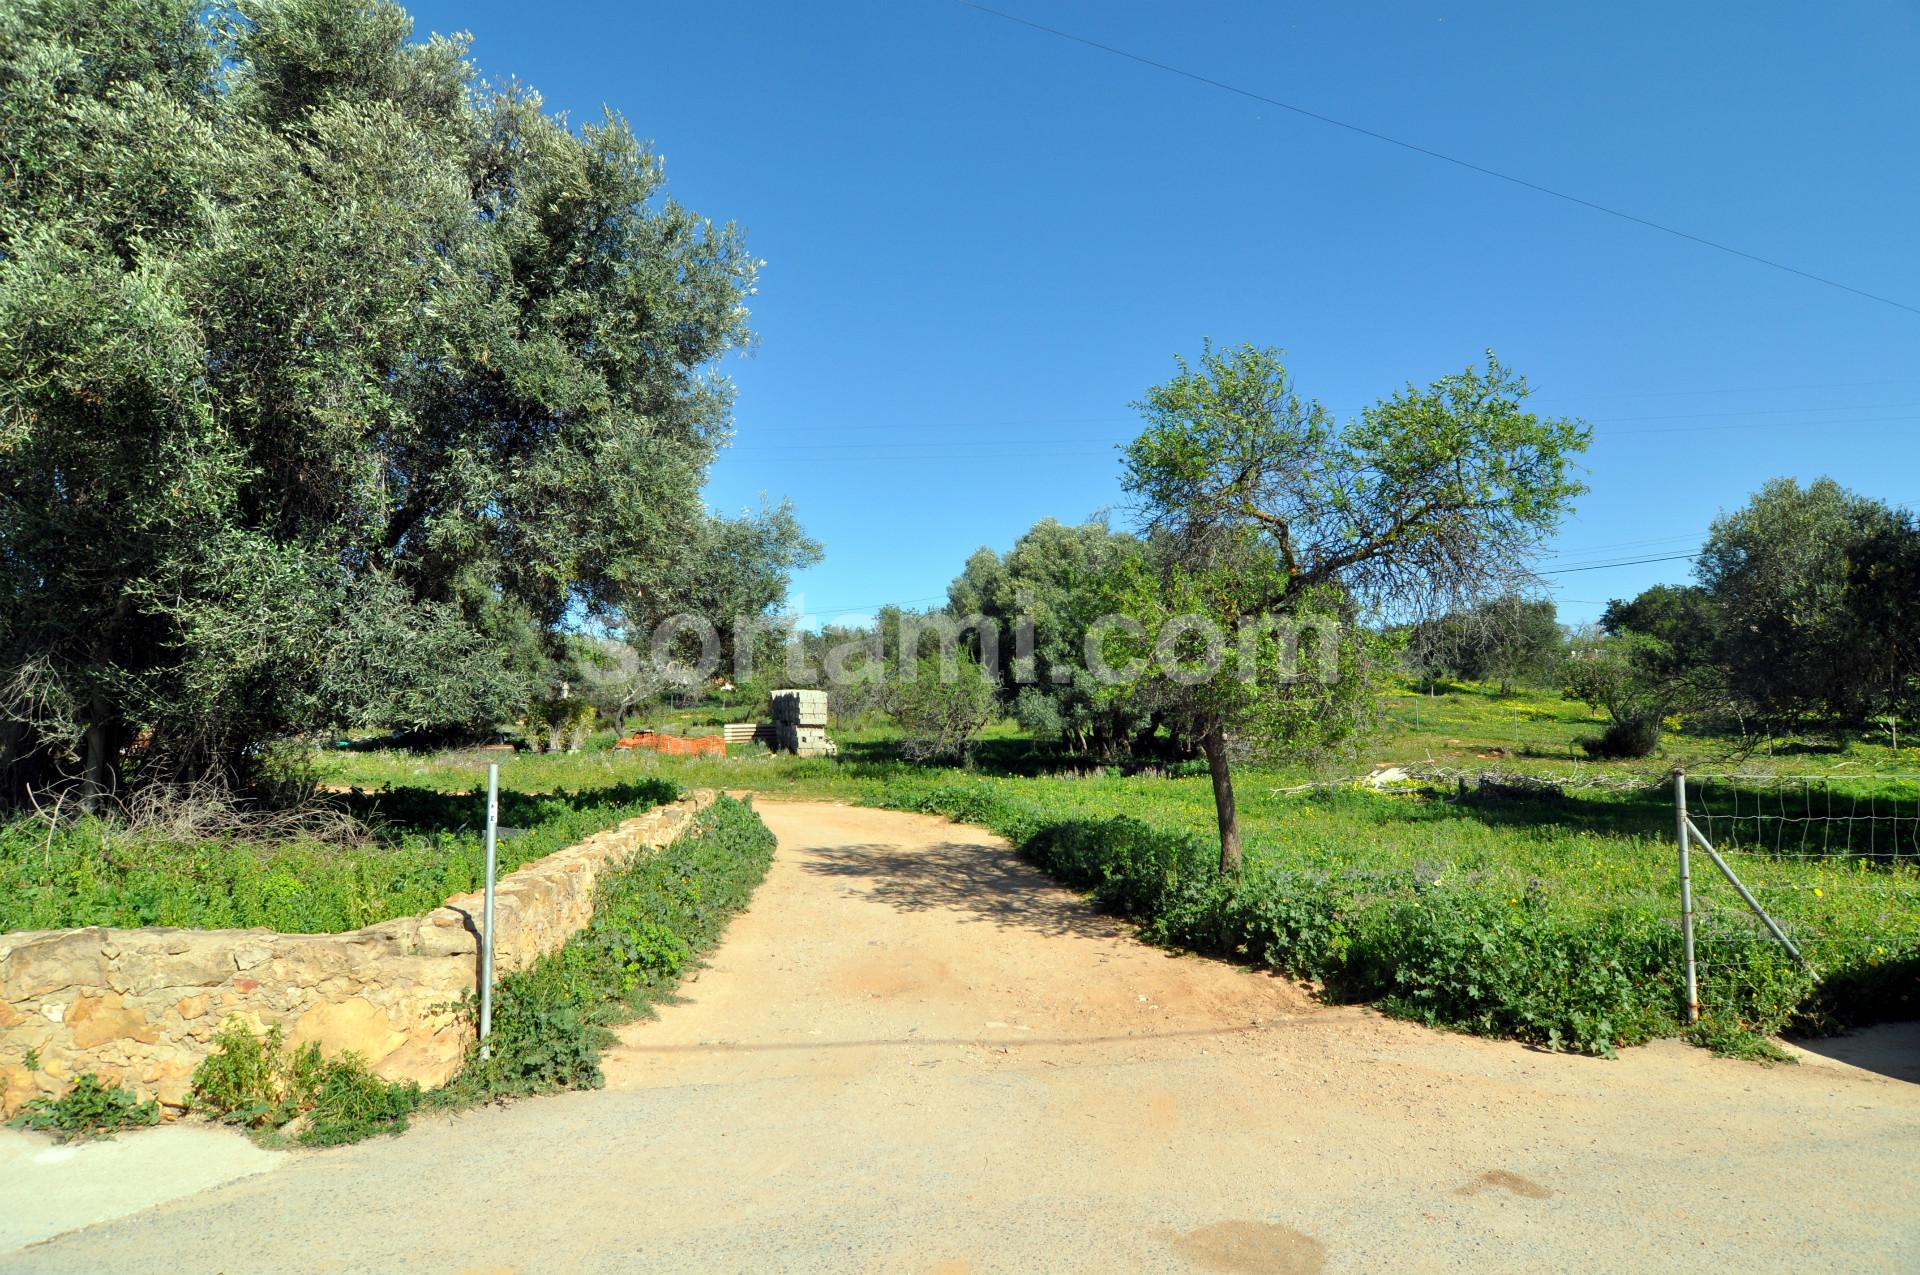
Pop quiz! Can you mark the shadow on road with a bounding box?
[797,839,1118,940]
[1791,1021,1920,1084]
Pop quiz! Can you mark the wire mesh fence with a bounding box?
[1676,772,1920,1040]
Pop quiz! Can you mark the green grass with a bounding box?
[0,778,680,933]
[1380,681,1920,784]
[312,683,1920,1056]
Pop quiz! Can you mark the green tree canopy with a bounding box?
[1696,478,1897,726]
[1600,584,1719,679]
[0,0,789,802]
[1403,593,1562,694]
[1844,514,1920,733]
[946,516,1150,755]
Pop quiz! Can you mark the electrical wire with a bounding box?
[956,1,1920,318]
[1540,552,1699,575]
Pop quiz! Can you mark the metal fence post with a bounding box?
[479,762,499,1061]
[1675,769,1700,1024]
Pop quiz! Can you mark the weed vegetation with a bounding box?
[8,1073,160,1142]
[0,778,680,933]
[172,797,775,1147]
[188,1020,421,1147]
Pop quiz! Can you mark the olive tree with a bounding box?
[946,516,1152,755]
[1119,344,1589,871]
[1403,594,1562,694]
[885,651,998,764]
[0,0,792,804]
[1563,630,1675,758]
[1697,478,1899,727]
[571,638,682,734]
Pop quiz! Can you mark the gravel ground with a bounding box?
[5,799,1917,1274]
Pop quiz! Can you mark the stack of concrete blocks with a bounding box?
[767,688,835,756]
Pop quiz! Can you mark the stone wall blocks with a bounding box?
[2,929,110,1001]
[0,789,714,1114]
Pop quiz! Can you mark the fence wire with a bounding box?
[1678,774,1920,1036]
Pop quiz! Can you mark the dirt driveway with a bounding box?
[7,799,1918,1273]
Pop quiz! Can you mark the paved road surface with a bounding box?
[6,799,1918,1273]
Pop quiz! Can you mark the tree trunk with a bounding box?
[0,721,26,809]
[81,696,116,812]
[1199,725,1242,874]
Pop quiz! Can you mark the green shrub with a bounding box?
[1579,717,1661,759]
[191,1019,420,1147]
[191,1020,295,1128]
[1027,816,1216,920]
[9,1074,159,1142]
[436,795,776,1105]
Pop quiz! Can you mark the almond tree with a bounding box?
[1117,344,1590,871]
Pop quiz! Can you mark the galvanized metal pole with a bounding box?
[479,763,499,1061]
[1675,769,1700,1024]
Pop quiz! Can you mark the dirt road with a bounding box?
[7,799,1918,1273]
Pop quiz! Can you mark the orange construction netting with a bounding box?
[613,731,726,757]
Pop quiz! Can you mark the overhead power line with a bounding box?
[727,386,1920,444]
[805,553,1699,617]
[794,549,1700,621]
[1540,552,1699,575]
[957,2,1920,318]
[1599,400,1920,423]
[1532,376,1920,403]
[1544,531,1706,559]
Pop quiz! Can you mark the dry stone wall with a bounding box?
[0,789,715,1117]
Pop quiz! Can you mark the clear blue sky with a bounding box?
[408,0,1920,628]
